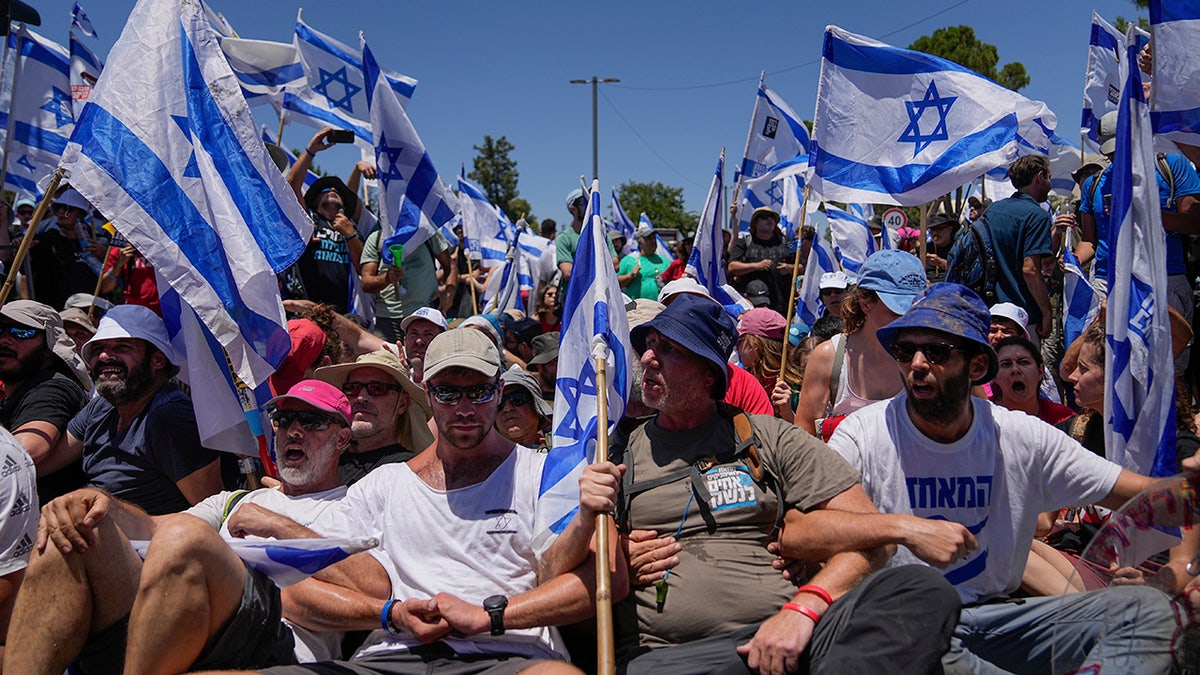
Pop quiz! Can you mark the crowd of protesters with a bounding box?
[1,112,1200,673]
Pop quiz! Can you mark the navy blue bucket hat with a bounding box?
[875,282,999,385]
[630,294,736,398]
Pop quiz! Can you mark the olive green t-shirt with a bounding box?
[615,413,860,653]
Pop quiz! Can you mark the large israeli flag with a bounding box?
[457,174,509,267]
[1149,1,1200,146]
[1104,26,1177,478]
[220,38,305,109]
[69,33,103,119]
[362,36,450,258]
[537,180,631,552]
[6,27,74,200]
[289,14,417,146]
[687,153,751,316]
[1081,12,1123,152]
[826,203,875,272]
[735,81,810,233]
[810,26,1057,206]
[59,0,313,454]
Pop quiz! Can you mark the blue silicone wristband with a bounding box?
[381,598,400,635]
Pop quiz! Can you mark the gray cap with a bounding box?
[527,332,560,366]
[1,300,92,391]
[501,365,552,418]
[1098,111,1119,155]
[423,328,502,381]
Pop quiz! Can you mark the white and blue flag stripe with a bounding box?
[132,536,378,588]
[59,0,313,453]
[1061,228,1100,350]
[687,153,751,317]
[1081,12,1123,152]
[797,234,837,327]
[71,0,97,39]
[69,32,103,119]
[610,190,637,254]
[539,180,631,552]
[826,203,875,273]
[457,174,509,267]
[220,37,305,108]
[810,26,1056,207]
[736,81,810,233]
[1149,1,1200,146]
[1104,25,1177,478]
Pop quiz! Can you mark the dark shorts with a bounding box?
[262,642,555,675]
[75,564,296,674]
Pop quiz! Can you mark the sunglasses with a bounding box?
[342,381,401,397]
[269,410,340,431]
[427,382,499,405]
[889,341,969,365]
[498,389,532,410]
[0,325,40,340]
[16,209,32,216]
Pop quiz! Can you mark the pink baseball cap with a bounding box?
[737,307,787,341]
[264,379,352,426]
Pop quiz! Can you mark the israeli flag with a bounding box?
[777,174,804,240]
[6,26,74,200]
[515,222,556,289]
[1061,227,1100,349]
[362,36,451,258]
[71,1,97,39]
[537,180,631,552]
[457,174,509,267]
[290,14,417,146]
[687,153,751,317]
[483,229,525,316]
[797,234,837,326]
[280,88,373,148]
[1149,1,1200,146]
[261,125,317,189]
[0,33,16,162]
[1081,12,1123,152]
[132,536,378,588]
[736,81,811,233]
[810,26,1057,206]
[610,190,637,254]
[220,37,305,109]
[59,0,313,454]
[69,32,103,119]
[1104,26,1177,478]
[826,203,875,273]
[200,0,236,38]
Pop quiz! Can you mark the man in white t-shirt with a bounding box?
[6,379,355,673]
[824,282,1177,674]
[266,327,624,674]
[0,426,39,666]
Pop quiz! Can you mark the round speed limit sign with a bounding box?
[881,208,908,231]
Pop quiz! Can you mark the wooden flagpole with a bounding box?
[593,347,615,675]
[779,184,811,375]
[0,167,63,305]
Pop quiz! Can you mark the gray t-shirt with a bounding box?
[615,412,860,652]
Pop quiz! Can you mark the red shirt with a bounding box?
[724,363,773,415]
[105,247,161,315]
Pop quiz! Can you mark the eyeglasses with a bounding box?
[889,341,968,365]
[342,381,401,397]
[498,389,532,410]
[0,325,40,340]
[427,381,499,405]
[269,410,340,431]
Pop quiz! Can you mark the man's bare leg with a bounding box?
[4,516,143,675]
[124,514,247,675]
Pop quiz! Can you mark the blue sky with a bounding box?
[35,0,1147,223]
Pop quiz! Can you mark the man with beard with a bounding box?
[5,380,355,672]
[825,283,1177,673]
[315,350,433,486]
[57,305,222,515]
[0,301,92,503]
[589,295,958,674]
[265,328,624,673]
[727,207,793,314]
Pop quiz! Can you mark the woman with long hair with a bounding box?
[736,308,803,421]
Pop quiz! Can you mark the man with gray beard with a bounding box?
[6,379,355,672]
[55,305,222,515]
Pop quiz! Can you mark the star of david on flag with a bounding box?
[314,66,361,113]
[810,25,1056,206]
[536,180,631,554]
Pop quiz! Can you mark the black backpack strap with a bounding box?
[976,214,998,303]
[1157,153,1176,207]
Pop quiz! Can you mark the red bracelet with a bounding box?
[796,584,834,606]
[781,602,821,625]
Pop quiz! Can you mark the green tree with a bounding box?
[908,26,1030,91]
[508,197,537,228]
[468,135,520,212]
[616,180,697,234]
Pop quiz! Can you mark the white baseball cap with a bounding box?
[988,302,1031,340]
[400,307,448,333]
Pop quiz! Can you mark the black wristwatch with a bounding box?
[483,594,508,636]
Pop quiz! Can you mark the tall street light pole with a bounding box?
[570,76,620,181]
